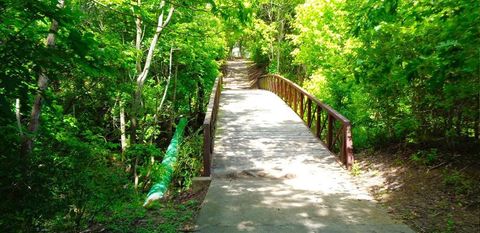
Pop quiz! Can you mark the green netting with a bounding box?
[143,118,187,207]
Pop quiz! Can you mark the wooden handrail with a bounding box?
[258,74,354,169]
[202,74,223,176]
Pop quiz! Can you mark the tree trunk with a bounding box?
[276,15,284,73]
[120,106,127,153]
[475,94,480,140]
[131,2,174,190]
[153,47,176,141]
[16,98,23,136]
[21,0,65,154]
[173,64,178,111]
[135,0,143,73]
[130,2,174,144]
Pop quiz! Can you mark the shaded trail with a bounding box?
[195,60,413,232]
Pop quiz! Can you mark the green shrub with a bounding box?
[410,149,438,166]
[443,170,474,195]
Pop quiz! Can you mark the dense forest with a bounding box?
[243,0,479,149]
[1,0,478,232]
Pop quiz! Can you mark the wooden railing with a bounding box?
[258,74,354,169]
[202,75,223,176]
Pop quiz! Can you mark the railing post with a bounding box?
[293,89,298,114]
[275,77,278,93]
[202,75,222,177]
[278,79,284,99]
[289,86,293,107]
[327,114,334,150]
[280,78,284,99]
[299,94,304,119]
[291,87,295,109]
[203,124,211,176]
[307,99,312,127]
[344,124,353,169]
[316,107,321,138]
[277,77,280,94]
[272,77,278,94]
[258,74,354,170]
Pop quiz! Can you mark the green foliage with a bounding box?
[125,144,165,189]
[410,149,438,166]
[445,215,456,233]
[0,0,229,231]
[0,106,134,231]
[173,133,204,192]
[287,0,480,148]
[443,170,474,195]
[96,199,198,233]
[350,162,362,176]
[242,0,305,77]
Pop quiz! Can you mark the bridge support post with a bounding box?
[316,108,321,138]
[344,124,353,170]
[203,124,211,176]
[307,99,312,128]
[300,94,304,119]
[327,114,334,150]
[294,90,298,114]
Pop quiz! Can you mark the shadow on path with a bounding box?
[195,60,414,233]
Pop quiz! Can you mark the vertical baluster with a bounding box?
[307,99,312,128]
[316,107,321,138]
[270,76,273,92]
[288,84,291,106]
[290,85,293,107]
[284,81,290,106]
[293,89,298,114]
[277,77,279,94]
[299,94,304,119]
[281,79,284,99]
[273,78,278,93]
[344,124,353,170]
[203,124,211,176]
[327,114,334,150]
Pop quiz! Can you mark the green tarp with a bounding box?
[143,118,187,207]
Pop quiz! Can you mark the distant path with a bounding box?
[195,59,413,232]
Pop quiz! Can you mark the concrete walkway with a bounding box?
[195,60,414,233]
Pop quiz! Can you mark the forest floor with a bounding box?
[353,146,480,233]
[82,183,209,233]
[82,147,478,233]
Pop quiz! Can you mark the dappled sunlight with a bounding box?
[196,60,413,232]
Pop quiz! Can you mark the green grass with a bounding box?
[92,195,199,233]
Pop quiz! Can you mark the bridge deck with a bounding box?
[195,60,413,232]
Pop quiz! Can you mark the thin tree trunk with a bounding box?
[173,64,178,111]
[153,47,176,142]
[132,2,174,190]
[135,0,143,73]
[120,106,127,153]
[131,0,143,145]
[16,98,23,136]
[156,47,175,115]
[131,2,174,144]
[21,0,65,154]
[276,14,284,73]
[475,93,479,140]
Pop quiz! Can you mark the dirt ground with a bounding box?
[352,146,480,233]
